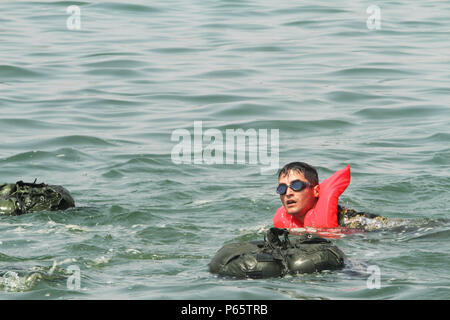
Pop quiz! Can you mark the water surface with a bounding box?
[0,0,449,299]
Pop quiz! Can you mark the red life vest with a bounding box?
[273,165,351,229]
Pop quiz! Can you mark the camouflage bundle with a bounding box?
[338,206,388,231]
[0,181,75,216]
[209,228,345,279]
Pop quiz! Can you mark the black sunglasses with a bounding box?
[276,180,311,195]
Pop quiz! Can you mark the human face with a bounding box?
[278,170,319,220]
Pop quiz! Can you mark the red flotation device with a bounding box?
[273,165,351,229]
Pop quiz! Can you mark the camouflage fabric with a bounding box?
[338,205,389,231]
[0,181,75,216]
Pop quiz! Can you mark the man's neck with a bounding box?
[293,212,305,225]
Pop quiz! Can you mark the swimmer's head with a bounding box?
[277,162,320,219]
[278,162,319,186]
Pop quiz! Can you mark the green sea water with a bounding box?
[0,0,449,299]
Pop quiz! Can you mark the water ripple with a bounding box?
[1,0,449,299]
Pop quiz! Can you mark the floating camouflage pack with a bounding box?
[338,205,389,231]
[209,227,345,279]
[0,181,75,216]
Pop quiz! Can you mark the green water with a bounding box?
[0,0,449,299]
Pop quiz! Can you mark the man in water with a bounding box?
[274,161,387,230]
[276,162,320,227]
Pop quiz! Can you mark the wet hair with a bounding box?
[278,162,319,186]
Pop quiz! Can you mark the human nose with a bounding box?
[285,185,295,196]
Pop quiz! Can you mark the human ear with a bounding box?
[313,184,320,197]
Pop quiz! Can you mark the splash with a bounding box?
[0,271,43,292]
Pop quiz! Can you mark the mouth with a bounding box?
[286,199,296,207]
